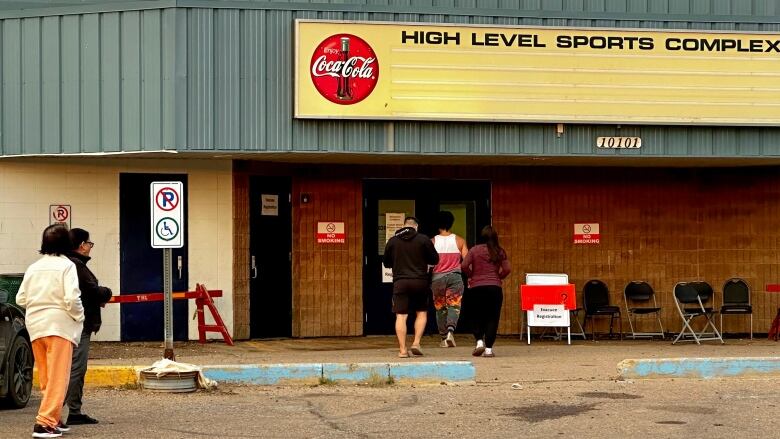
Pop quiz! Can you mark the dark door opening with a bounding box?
[249,177,293,338]
[119,173,188,341]
[362,179,491,335]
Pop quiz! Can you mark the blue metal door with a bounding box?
[119,173,188,341]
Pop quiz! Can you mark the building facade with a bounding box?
[1,0,780,340]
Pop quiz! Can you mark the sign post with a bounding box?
[151,182,184,360]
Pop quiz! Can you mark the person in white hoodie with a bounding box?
[16,224,84,439]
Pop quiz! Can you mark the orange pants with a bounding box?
[31,336,73,428]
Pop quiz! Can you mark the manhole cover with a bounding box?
[139,370,198,393]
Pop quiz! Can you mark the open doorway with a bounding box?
[362,179,491,335]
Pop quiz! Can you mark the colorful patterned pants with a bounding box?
[431,272,464,336]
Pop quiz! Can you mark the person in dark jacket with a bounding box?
[383,217,439,358]
[64,228,113,426]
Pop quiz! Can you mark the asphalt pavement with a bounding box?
[5,335,780,438]
[3,378,780,438]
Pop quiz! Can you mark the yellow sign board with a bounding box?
[295,20,780,125]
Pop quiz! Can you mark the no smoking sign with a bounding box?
[151,182,184,248]
[317,221,345,244]
[573,223,600,245]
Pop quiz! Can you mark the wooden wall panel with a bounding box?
[232,171,250,339]
[235,162,780,338]
[494,168,780,336]
[292,176,363,337]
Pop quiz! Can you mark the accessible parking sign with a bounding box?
[151,182,184,248]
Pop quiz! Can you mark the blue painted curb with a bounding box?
[389,361,476,384]
[323,363,390,384]
[199,361,476,385]
[203,364,322,385]
[619,357,780,379]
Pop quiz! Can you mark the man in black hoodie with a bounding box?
[383,217,439,357]
[64,228,113,426]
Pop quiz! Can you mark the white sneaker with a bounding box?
[439,339,448,348]
[445,331,456,347]
[484,348,495,357]
[472,339,485,356]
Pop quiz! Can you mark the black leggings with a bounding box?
[469,285,503,348]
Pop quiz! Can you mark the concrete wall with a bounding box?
[0,157,233,341]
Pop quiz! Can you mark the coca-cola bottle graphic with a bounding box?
[310,33,378,105]
[336,37,353,101]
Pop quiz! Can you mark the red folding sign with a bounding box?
[520,284,576,311]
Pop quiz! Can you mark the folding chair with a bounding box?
[539,307,587,341]
[569,307,587,340]
[623,281,664,339]
[672,281,724,345]
[720,278,752,340]
[583,280,622,340]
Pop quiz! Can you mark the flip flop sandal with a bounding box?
[398,352,410,358]
[410,346,424,356]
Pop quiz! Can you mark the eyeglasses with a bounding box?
[84,241,94,248]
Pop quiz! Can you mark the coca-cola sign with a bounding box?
[310,34,379,105]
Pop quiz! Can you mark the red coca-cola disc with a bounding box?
[310,34,379,105]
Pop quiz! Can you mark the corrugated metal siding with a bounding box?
[176,6,780,157]
[0,9,178,155]
[1,3,780,156]
[2,1,779,22]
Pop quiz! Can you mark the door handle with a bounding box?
[251,255,258,279]
[177,256,183,280]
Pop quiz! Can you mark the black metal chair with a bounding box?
[583,280,622,340]
[623,281,664,339]
[720,278,752,339]
[672,281,723,345]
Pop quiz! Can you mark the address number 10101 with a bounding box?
[596,137,642,149]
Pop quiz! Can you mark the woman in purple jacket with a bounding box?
[461,226,511,357]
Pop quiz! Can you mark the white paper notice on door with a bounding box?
[261,194,278,216]
[382,212,406,283]
[385,213,406,243]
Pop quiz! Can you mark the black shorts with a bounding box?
[392,279,431,314]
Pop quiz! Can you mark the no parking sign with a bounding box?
[150,182,184,248]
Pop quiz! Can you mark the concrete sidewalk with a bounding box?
[68,334,780,387]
